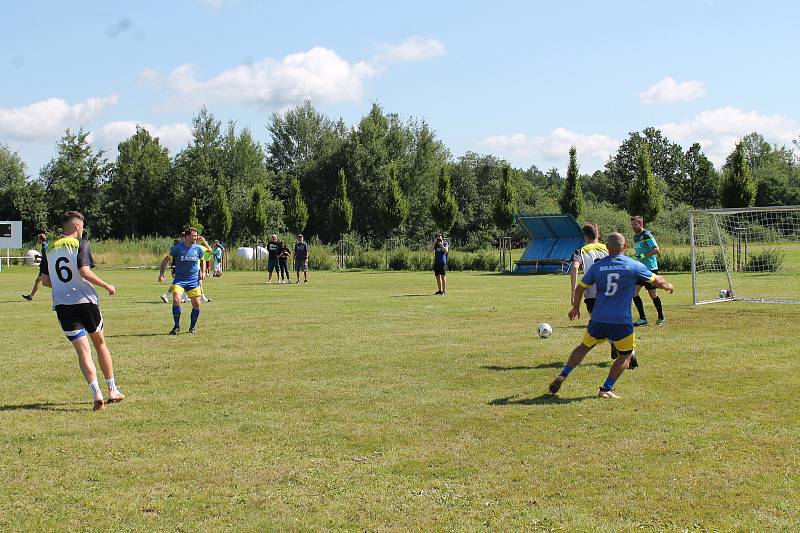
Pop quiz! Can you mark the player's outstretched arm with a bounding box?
[651,275,673,294]
[79,267,115,295]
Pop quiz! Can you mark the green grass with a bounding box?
[2,267,799,531]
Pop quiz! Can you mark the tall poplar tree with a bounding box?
[627,142,663,221]
[559,146,584,218]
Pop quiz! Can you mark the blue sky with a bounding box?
[2,0,799,175]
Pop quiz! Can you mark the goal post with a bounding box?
[689,206,800,305]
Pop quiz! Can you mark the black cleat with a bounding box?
[610,345,619,360]
[188,327,197,334]
[628,355,639,370]
[168,326,180,335]
[549,375,565,394]
[22,294,33,301]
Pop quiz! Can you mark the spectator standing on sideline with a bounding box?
[266,234,280,283]
[433,233,449,295]
[278,239,291,284]
[294,234,309,283]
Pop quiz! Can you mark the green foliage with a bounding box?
[682,143,719,208]
[213,185,233,240]
[250,185,269,240]
[742,249,784,272]
[492,165,517,232]
[605,127,683,208]
[284,177,309,234]
[559,146,584,218]
[627,142,664,221]
[38,129,112,238]
[0,143,47,238]
[107,126,173,238]
[431,165,459,232]
[187,197,204,233]
[329,168,353,236]
[379,161,410,237]
[720,141,756,207]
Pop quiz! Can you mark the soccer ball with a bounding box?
[537,323,553,338]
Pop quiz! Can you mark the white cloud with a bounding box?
[142,47,378,109]
[0,95,118,140]
[481,128,619,172]
[660,106,800,165]
[374,37,446,63]
[639,77,706,104]
[89,121,192,157]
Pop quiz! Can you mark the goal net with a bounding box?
[689,206,800,304]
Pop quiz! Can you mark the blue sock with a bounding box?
[190,308,200,329]
[172,305,181,328]
[601,377,618,391]
[559,365,574,378]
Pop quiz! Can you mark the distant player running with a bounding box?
[630,215,665,326]
[159,227,206,335]
[22,233,48,301]
[569,224,622,363]
[39,211,124,411]
[549,232,673,398]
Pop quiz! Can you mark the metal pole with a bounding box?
[713,215,734,297]
[689,212,697,305]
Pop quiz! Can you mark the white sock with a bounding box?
[106,377,117,391]
[88,380,101,398]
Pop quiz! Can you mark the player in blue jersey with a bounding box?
[630,215,665,326]
[549,232,674,398]
[158,227,208,335]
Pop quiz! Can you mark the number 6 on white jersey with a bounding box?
[605,273,620,296]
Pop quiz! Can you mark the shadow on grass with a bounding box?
[489,394,594,406]
[482,361,610,371]
[391,294,433,298]
[132,301,167,305]
[0,402,85,412]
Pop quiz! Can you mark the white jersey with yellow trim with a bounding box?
[39,236,99,308]
[572,242,609,299]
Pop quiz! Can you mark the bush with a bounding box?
[657,251,691,272]
[388,247,412,270]
[742,249,783,272]
[351,249,385,270]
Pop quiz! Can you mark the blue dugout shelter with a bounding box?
[513,214,584,274]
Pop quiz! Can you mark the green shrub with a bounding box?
[388,247,412,270]
[742,249,783,272]
[657,251,691,272]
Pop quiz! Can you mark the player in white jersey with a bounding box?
[39,211,124,411]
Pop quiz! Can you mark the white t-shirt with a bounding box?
[572,242,609,299]
[40,236,99,308]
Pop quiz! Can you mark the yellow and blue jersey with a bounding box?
[169,242,205,284]
[578,255,656,324]
[633,229,659,270]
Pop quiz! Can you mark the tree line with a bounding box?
[2,101,799,247]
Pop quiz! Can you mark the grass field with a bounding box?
[2,267,800,531]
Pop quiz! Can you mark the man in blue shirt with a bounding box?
[549,232,674,398]
[159,227,208,335]
[630,215,665,326]
[433,233,449,295]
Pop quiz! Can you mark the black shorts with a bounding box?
[55,303,103,340]
[434,263,447,276]
[636,269,659,290]
[267,258,279,273]
[584,298,595,314]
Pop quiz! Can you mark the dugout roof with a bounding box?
[513,214,583,274]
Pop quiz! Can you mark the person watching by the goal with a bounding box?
[630,215,665,326]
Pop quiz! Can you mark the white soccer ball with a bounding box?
[537,323,553,338]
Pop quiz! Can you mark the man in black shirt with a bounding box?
[294,234,310,284]
[266,234,281,284]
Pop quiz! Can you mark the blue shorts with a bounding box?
[582,321,635,352]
